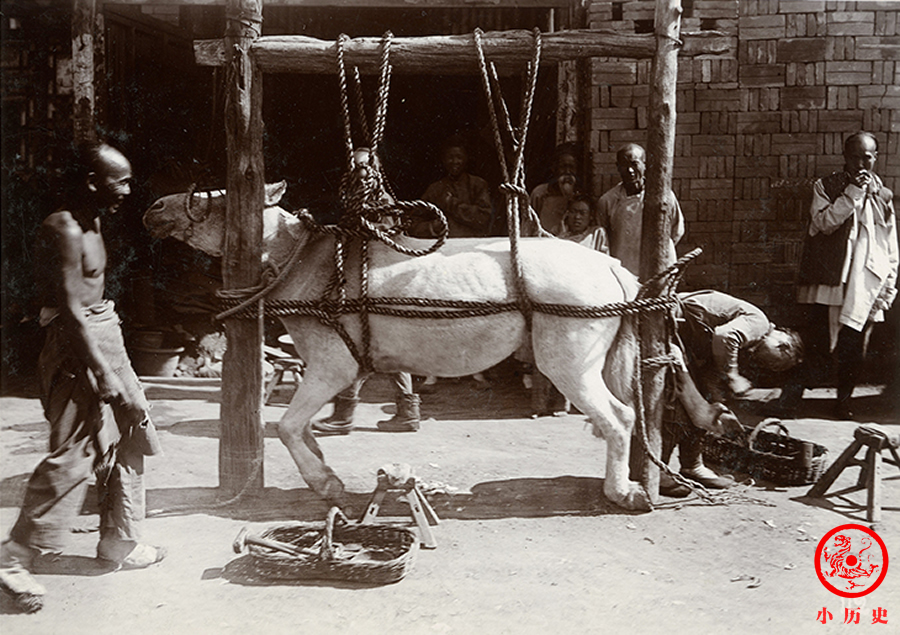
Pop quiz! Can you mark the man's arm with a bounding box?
[45,216,126,403]
[809,178,863,236]
[710,311,770,396]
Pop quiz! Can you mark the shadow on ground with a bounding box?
[141,475,636,523]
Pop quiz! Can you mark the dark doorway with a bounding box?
[263,69,559,227]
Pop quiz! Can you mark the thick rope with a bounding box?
[473,27,543,327]
[371,31,392,158]
[629,253,774,507]
[335,34,355,168]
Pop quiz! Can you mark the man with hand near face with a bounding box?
[529,144,580,237]
[792,131,898,418]
[420,136,492,238]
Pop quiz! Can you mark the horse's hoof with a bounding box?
[608,482,653,512]
[316,474,346,506]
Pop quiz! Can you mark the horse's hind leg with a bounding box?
[569,371,649,511]
[533,317,649,511]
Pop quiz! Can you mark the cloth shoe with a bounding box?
[680,465,735,489]
[97,540,166,570]
[377,394,420,432]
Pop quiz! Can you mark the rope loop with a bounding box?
[184,183,214,223]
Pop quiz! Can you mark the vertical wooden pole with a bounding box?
[638,0,682,505]
[72,0,97,143]
[220,0,265,497]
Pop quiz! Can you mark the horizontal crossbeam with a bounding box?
[194,29,733,74]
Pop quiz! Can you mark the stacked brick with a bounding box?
[586,0,899,324]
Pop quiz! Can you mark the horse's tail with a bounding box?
[602,265,641,408]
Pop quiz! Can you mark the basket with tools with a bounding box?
[702,418,829,486]
[233,507,417,584]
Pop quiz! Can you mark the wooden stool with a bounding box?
[264,344,305,404]
[807,425,900,522]
[361,463,440,549]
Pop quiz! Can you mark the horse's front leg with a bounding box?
[277,372,358,504]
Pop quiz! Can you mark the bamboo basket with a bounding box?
[249,508,417,584]
[702,418,829,486]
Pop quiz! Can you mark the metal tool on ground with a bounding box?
[233,526,320,558]
[807,425,900,523]
[361,463,440,549]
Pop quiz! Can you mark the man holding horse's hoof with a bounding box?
[661,290,804,496]
[2,142,165,611]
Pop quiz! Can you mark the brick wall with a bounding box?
[586,0,899,325]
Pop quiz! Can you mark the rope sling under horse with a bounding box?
[216,29,684,357]
[212,29,772,507]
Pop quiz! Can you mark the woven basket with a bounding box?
[702,418,829,486]
[249,508,417,584]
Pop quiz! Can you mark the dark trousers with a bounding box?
[781,304,834,403]
[337,372,414,401]
[835,325,866,403]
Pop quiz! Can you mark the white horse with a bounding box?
[143,182,734,511]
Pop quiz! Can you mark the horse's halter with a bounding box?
[184,182,215,239]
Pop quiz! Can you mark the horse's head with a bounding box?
[143,181,289,257]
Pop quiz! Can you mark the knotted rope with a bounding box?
[473,27,547,326]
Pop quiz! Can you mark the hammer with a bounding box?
[232,527,321,558]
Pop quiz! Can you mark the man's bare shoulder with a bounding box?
[41,210,83,239]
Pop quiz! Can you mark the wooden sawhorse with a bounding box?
[807,425,900,522]
[361,463,440,549]
[263,344,305,404]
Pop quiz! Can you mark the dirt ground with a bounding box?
[1,369,898,635]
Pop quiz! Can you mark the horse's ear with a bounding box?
[264,180,287,206]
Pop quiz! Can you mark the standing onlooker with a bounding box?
[791,131,898,418]
[1,142,165,607]
[419,135,492,238]
[559,193,609,253]
[529,143,580,237]
[597,142,684,277]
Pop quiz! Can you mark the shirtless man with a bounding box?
[1,142,164,611]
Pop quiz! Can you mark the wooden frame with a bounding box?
[213,0,719,503]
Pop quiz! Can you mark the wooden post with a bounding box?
[72,0,97,143]
[220,0,266,497]
[637,0,683,505]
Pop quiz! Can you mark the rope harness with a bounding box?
[207,30,771,509]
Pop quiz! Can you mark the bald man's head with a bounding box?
[616,144,646,195]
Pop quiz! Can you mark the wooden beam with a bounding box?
[220,0,266,498]
[637,0,683,505]
[194,29,733,74]
[103,0,574,7]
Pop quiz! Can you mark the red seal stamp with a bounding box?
[815,524,889,598]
